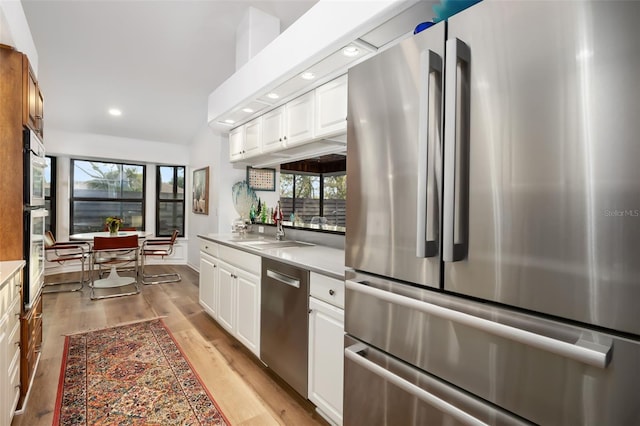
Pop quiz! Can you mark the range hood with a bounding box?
[208,0,436,131]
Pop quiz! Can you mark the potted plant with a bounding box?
[105,216,123,235]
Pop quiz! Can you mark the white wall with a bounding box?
[0,0,38,72]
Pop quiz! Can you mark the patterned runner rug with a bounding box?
[53,319,229,425]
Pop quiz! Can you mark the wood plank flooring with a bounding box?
[12,265,327,426]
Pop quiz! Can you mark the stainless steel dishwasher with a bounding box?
[261,258,310,398]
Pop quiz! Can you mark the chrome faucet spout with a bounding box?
[275,220,285,240]
[274,200,285,240]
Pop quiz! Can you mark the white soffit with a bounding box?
[208,0,419,127]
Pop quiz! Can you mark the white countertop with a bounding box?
[199,233,345,280]
[0,260,25,286]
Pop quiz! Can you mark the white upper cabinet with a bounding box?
[229,75,348,166]
[229,118,262,163]
[229,125,245,162]
[261,105,287,153]
[314,74,348,139]
[286,91,315,147]
[244,117,262,157]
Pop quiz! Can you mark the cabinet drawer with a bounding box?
[9,360,21,413]
[8,317,21,371]
[0,270,20,315]
[200,240,219,257]
[310,272,344,308]
[219,245,261,276]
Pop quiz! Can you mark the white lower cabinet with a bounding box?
[199,242,261,358]
[216,261,236,333]
[1,261,23,426]
[309,284,344,425]
[199,251,218,319]
[235,268,260,356]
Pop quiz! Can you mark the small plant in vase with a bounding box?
[105,216,123,235]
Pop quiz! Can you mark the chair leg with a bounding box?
[43,259,86,294]
[141,255,181,285]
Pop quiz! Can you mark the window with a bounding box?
[70,159,145,235]
[45,156,56,235]
[280,170,346,231]
[156,165,185,237]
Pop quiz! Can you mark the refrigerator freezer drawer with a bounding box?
[344,336,529,426]
[345,271,640,425]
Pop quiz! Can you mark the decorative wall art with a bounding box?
[192,167,209,215]
[246,166,276,191]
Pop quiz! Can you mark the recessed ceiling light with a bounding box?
[242,108,254,113]
[301,72,315,80]
[108,108,122,116]
[342,45,360,57]
[224,119,235,124]
[266,92,279,100]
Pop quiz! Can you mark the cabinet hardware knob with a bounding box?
[329,289,335,296]
[213,265,217,268]
[279,138,282,142]
[308,309,313,314]
[283,136,287,140]
[15,341,21,347]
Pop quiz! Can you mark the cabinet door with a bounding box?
[261,106,286,153]
[0,315,7,426]
[235,269,260,357]
[199,252,218,319]
[309,297,344,425]
[286,91,314,147]
[36,86,44,138]
[217,262,236,333]
[314,74,348,139]
[229,126,245,162]
[244,117,262,158]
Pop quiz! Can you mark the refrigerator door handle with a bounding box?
[345,343,489,426]
[346,280,612,368]
[443,38,471,262]
[417,50,442,258]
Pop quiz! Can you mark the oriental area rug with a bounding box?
[53,319,229,425]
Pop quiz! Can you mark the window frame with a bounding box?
[280,170,346,234]
[155,165,185,237]
[45,155,57,236]
[69,158,146,235]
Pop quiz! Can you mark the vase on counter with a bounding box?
[108,222,119,235]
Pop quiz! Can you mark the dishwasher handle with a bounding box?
[267,269,300,288]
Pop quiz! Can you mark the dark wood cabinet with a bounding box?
[23,58,44,139]
[19,292,42,408]
[0,43,45,410]
[0,44,25,262]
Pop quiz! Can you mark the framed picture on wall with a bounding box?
[192,166,209,215]
[246,166,276,191]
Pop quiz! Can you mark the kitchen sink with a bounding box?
[236,240,315,250]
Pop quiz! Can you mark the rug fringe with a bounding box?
[61,316,168,336]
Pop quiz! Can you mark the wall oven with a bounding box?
[24,129,46,207]
[23,129,47,308]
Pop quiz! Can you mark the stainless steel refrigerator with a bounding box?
[344,1,640,424]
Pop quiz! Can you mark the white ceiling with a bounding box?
[21,0,318,145]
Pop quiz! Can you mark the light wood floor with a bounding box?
[11,265,327,426]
